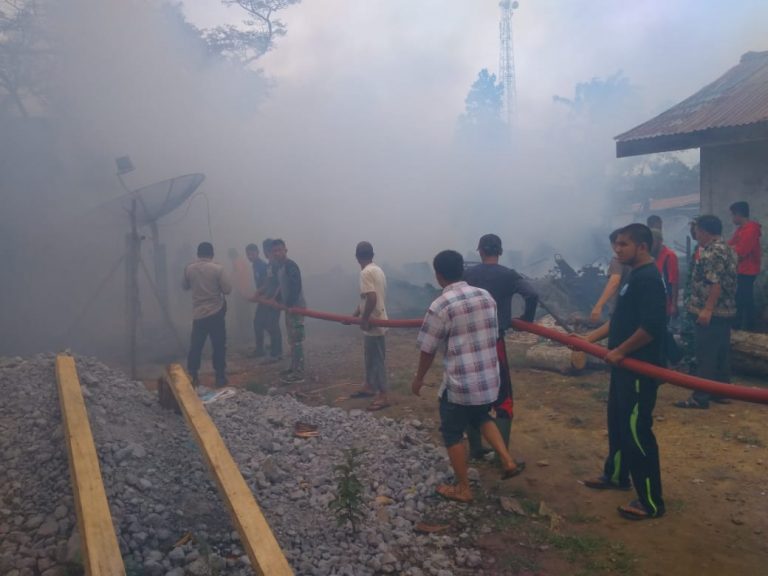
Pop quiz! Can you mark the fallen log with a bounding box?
[731,330,768,377]
[524,343,590,374]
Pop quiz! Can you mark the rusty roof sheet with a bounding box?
[616,51,768,143]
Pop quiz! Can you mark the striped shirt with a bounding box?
[417,281,499,405]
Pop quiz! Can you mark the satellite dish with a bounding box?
[120,173,205,227]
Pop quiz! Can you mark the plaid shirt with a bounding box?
[417,281,499,405]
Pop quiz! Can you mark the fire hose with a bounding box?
[252,297,768,405]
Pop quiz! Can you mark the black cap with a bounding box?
[477,234,502,256]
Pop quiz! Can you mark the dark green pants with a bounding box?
[603,369,665,517]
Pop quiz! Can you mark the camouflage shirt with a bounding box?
[686,238,737,318]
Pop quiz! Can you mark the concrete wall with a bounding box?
[700,140,768,323]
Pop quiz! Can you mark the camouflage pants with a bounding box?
[285,312,305,373]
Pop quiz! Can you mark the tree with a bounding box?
[456,68,508,149]
[203,0,302,64]
[552,70,637,121]
[0,0,49,118]
[613,155,700,205]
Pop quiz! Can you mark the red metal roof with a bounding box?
[616,51,768,144]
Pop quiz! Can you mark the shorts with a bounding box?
[439,392,493,447]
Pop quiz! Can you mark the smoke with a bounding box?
[1,0,766,357]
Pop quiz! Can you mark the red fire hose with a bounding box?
[509,319,768,405]
[253,297,768,405]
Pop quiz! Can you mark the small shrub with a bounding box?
[329,448,366,534]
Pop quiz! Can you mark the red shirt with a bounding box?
[655,245,679,315]
[728,220,762,276]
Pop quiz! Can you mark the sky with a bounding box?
[181,0,768,134]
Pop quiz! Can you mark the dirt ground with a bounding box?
[174,320,768,576]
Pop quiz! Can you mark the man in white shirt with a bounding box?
[183,242,232,388]
[351,242,390,411]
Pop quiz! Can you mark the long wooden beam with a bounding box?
[164,364,293,576]
[55,355,126,576]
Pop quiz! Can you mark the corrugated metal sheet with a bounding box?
[616,51,768,143]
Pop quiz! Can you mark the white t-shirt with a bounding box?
[358,263,388,336]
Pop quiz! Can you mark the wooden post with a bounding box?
[55,355,125,576]
[164,364,294,576]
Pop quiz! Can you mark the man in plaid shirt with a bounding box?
[412,250,525,503]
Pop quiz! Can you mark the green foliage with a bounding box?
[204,0,302,63]
[63,561,85,576]
[553,71,637,123]
[328,448,366,534]
[613,155,700,205]
[246,379,269,394]
[456,68,508,149]
[0,0,50,118]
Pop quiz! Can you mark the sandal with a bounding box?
[674,398,709,409]
[501,460,526,480]
[583,476,632,491]
[436,484,473,503]
[618,499,664,521]
[366,400,391,412]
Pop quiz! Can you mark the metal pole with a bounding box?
[127,200,140,380]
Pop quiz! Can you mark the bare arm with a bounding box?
[604,327,654,365]
[697,283,721,326]
[360,292,377,330]
[219,269,232,295]
[584,320,610,343]
[591,274,621,322]
[411,351,436,396]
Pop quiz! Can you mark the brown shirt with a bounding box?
[183,258,232,320]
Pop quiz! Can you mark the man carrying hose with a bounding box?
[579,224,667,520]
[464,233,538,459]
[412,250,524,503]
[350,241,391,411]
[271,239,306,384]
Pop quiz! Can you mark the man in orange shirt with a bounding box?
[651,230,679,319]
[728,202,762,331]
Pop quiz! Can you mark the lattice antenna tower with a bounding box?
[499,0,519,126]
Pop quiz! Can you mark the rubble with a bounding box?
[0,354,493,575]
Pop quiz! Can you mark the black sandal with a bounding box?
[674,398,709,409]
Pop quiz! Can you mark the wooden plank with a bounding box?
[165,364,293,576]
[55,355,125,576]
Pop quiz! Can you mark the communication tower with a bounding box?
[499,0,519,126]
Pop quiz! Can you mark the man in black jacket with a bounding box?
[580,223,667,520]
[464,234,538,458]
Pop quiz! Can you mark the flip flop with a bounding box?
[435,484,473,503]
[366,401,391,412]
[350,390,375,399]
[617,500,656,521]
[674,398,709,409]
[582,476,632,491]
[501,460,526,480]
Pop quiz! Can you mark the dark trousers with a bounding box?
[253,304,283,357]
[187,304,226,381]
[364,335,388,393]
[493,337,514,419]
[692,316,731,406]
[734,274,757,331]
[603,369,665,516]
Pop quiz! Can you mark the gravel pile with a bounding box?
[0,354,490,576]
